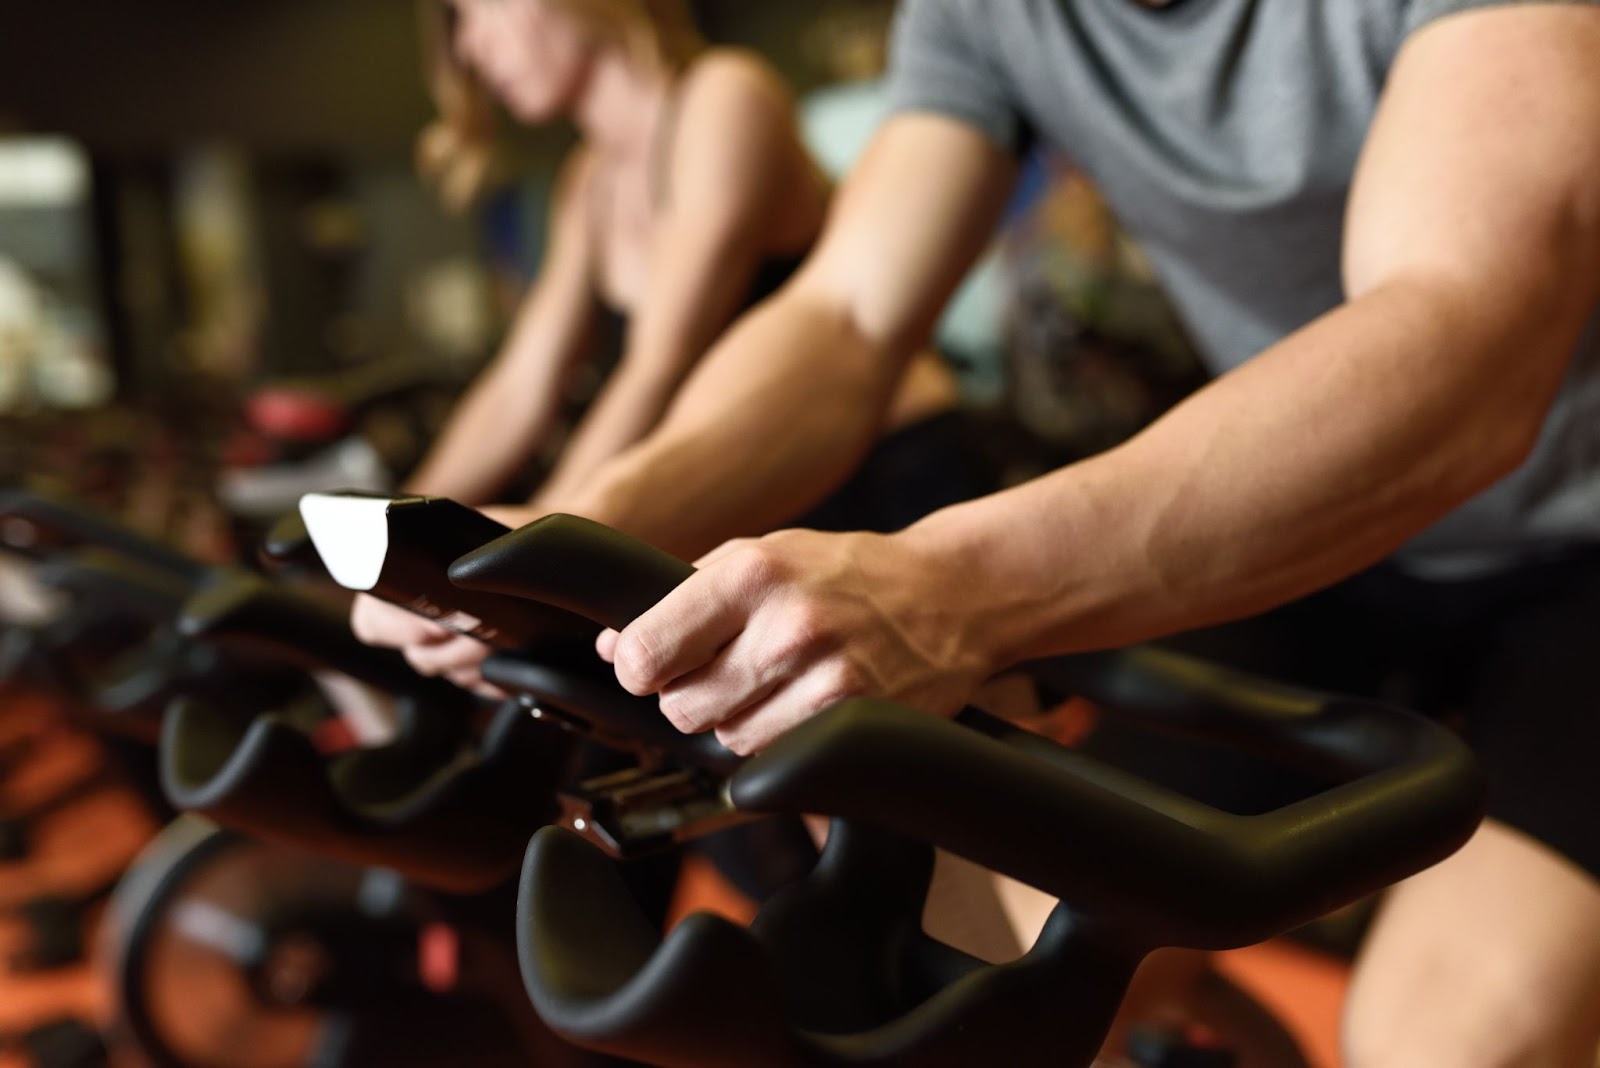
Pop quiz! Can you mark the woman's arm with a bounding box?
[545,113,1017,555]
[403,149,600,504]
[533,53,823,508]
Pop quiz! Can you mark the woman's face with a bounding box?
[446,0,596,123]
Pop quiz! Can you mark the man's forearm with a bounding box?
[908,276,1584,670]
[561,288,907,558]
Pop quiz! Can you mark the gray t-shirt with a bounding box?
[887,0,1600,570]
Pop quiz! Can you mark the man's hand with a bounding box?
[596,528,995,754]
[349,594,501,697]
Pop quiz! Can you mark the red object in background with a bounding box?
[417,922,460,994]
[308,718,358,756]
[217,427,278,470]
[245,388,351,445]
[1183,1022,1228,1049]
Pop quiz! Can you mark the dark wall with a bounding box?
[0,0,891,156]
[0,0,435,154]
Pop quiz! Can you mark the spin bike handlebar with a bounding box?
[442,514,1485,1067]
[451,514,1483,944]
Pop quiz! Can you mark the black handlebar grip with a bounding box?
[454,519,1044,747]
[448,514,696,632]
[450,515,745,771]
[299,493,593,649]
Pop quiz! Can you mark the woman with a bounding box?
[405,0,957,509]
[353,0,970,684]
[349,0,988,914]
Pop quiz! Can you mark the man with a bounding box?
[368,3,1600,1063]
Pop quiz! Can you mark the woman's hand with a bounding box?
[349,593,502,696]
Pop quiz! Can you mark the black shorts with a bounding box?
[796,409,1000,535]
[1087,546,1600,884]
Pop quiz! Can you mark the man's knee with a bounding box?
[1343,965,1592,1068]
[1342,821,1600,1068]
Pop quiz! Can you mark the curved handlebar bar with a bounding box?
[449,515,734,771]
[0,487,202,582]
[177,570,460,702]
[452,514,1483,943]
[447,514,1485,1067]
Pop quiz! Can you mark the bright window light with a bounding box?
[0,139,89,207]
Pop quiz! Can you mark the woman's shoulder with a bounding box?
[677,47,798,129]
[662,49,827,229]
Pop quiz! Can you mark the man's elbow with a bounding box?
[1454,341,1571,500]
[1414,264,1592,500]
[787,262,928,382]
[1479,409,1545,488]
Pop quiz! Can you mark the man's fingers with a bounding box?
[711,659,868,755]
[612,548,778,695]
[656,627,786,735]
[480,504,538,528]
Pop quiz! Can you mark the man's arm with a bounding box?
[923,3,1600,663]
[607,4,1600,753]
[554,114,1018,557]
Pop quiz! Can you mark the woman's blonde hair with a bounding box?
[417,0,704,212]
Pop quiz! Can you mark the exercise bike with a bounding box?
[295,493,1483,1068]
